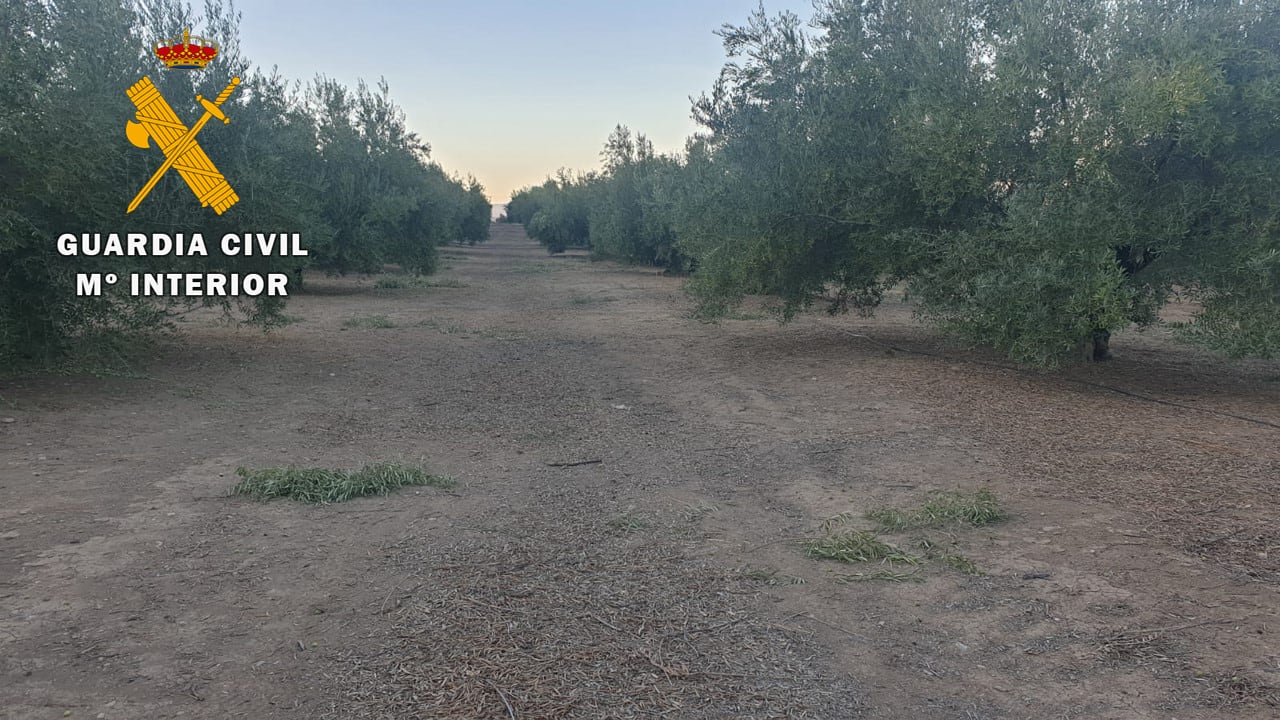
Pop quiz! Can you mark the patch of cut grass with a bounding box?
[232,462,454,504]
[803,529,920,565]
[834,569,926,584]
[607,512,650,533]
[375,276,469,290]
[741,567,808,586]
[917,538,981,575]
[680,502,718,522]
[342,314,397,329]
[817,511,858,533]
[867,489,1007,531]
[936,551,980,575]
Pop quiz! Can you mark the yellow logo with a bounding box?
[125,29,239,215]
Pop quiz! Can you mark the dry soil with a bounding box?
[2,225,1278,719]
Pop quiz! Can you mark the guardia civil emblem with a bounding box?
[124,28,240,215]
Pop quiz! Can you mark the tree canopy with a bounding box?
[511,0,1280,366]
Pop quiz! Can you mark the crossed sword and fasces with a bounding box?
[125,76,241,214]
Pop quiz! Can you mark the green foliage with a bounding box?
[833,569,926,584]
[510,172,593,254]
[302,77,487,276]
[2,0,161,367]
[342,314,396,329]
[587,126,687,269]
[516,0,1280,365]
[917,539,981,575]
[894,0,1276,364]
[867,490,1007,531]
[802,529,920,565]
[606,511,651,533]
[679,7,907,319]
[0,0,488,370]
[458,177,492,245]
[232,461,455,504]
[508,127,687,268]
[375,275,467,289]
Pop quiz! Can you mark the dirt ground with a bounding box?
[2,224,1278,719]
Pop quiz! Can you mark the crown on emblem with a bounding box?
[153,28,219,70]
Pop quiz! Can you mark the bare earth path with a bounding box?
[2,225,1278,719]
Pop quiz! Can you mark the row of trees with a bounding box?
[1,0,490,368]
[506,172,592,255]
[510,0,1280,365]
[507,127,684,269]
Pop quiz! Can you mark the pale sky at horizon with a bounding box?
[230,1,814,204]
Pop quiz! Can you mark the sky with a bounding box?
[231,0,814,204]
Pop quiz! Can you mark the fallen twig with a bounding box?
[786,613,872,641]
[379,581,423,615]
[589,613,626,634]
[740,537,804,554]
[1115,618,1234,637]
[487,680,517,719]
[546,459,603,468]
